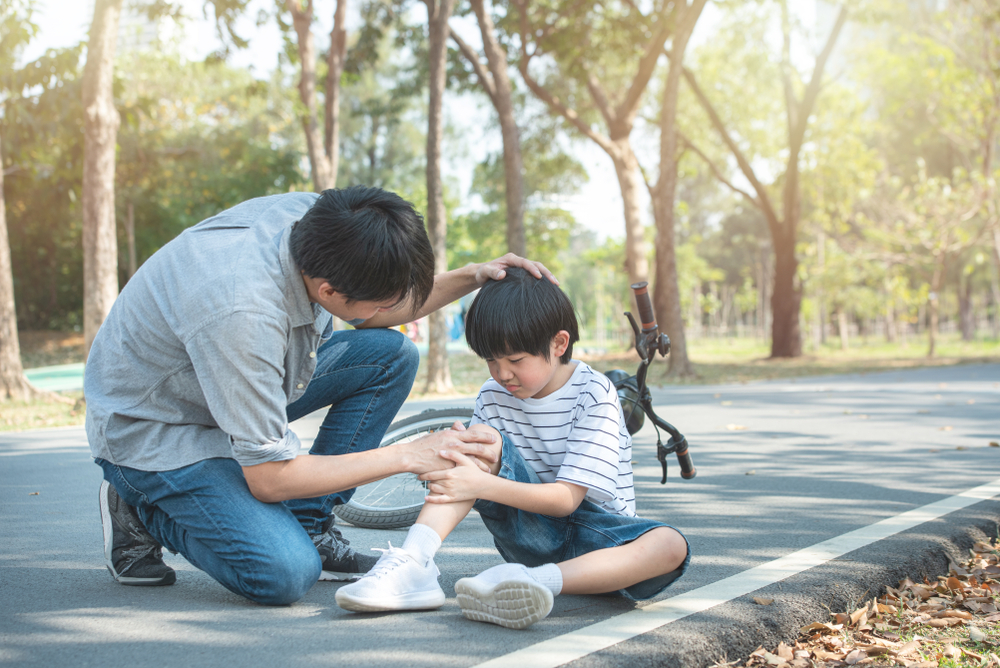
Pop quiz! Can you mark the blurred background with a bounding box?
[1,0,998,428]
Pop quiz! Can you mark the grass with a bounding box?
[2,330,998,433]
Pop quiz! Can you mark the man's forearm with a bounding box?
[359,264,479,329]
[242,448,403,503]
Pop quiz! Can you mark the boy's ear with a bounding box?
[551,330,571,359]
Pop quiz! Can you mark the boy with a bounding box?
[335,268,690,628]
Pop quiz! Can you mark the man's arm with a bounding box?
[242,427,498,503]
[357,253,557,329]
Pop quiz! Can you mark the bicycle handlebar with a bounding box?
[630,282,658,333]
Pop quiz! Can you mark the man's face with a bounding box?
[302,275,401,322]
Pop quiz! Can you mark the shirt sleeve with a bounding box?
[554,380,626,503]
[184,311,302,466]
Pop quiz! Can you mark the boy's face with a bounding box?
[485,331,573,400]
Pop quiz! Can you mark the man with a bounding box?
[86,186,553,605]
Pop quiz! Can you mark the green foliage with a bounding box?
[448,112,586,273]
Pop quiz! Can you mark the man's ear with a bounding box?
[551,330,571,358]
[318,281,338,300]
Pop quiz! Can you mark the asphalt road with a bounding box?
[1,363,998,668]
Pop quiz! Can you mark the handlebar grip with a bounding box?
[674,437,697,480]
[631,282,657,332]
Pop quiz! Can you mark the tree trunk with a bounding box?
[82,0,123,359]
[324,0,348,187]
[288,0,334,191]
[0,129,42,401]
[927,259,945,358]
[837,309,849,350]
[991,228,1000,339]
[770,231,802,357]
[423,0,457,394]
[467,0,525,256]
[611,144,649,287]
[125,201,137,279]
[650,0,705,378]
[959,271,974,341]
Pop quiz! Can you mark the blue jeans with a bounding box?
[96,327,419,605]
[473,435,691,601]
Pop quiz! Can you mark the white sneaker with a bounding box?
[455,564,554,629]
[334,544,445,612]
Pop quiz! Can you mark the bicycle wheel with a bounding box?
[332,408,475,529]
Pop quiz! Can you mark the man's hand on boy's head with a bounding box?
[420,451,493,504]
[475,253,559,286]
[397,427,496,476]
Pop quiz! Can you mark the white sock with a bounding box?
[527,563,563,595]
[473,562,563,596]
[401,523,441,565]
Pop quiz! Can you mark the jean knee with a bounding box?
[241,540,321,606]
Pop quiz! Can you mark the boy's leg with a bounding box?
[98,458,321,606]
[335,424,503,613]
[556,525,688,596]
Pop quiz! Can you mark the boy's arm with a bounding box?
[420,452,589,517]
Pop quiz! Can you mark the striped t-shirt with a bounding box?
[471,361,636,517]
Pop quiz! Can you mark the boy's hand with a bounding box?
[476,253,558,286]
[419,451,492,504]
[397,428,496,476]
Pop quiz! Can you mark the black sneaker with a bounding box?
[99,480,176,586]
[313,516,378,581]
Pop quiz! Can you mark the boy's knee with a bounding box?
[652,527,689,569]
[239,539,321,606]
[466,423,503,474]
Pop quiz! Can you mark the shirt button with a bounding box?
[309,351,317,358]
[297,383,304,389]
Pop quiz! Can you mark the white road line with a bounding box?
[473,477,1000,668]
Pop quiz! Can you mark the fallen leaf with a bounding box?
[28,492,39,496]
[940,425,953,431]
[957,446,969,450]
[844,648,867,665]
[970,627,988,642]
[834,613,851,625]
[776,642,793,661]
[799,622,838,635]
[896,641,920,657]
[746,470,756,475]
[985,613,1000,623]
[927,617,962,627]
[991,442,999,448]
[721,400,733,406]
[917,409,930,414]
[762,651,784,666]
[754,597,774,606]
[727,424,748,430]
[713,393,721,398]
[946,576,963,591]
[942,644,962,659]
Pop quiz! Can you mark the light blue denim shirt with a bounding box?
[85,192,337,471]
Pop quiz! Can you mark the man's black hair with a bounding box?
[290,186,435,308]
[465,267,579,364]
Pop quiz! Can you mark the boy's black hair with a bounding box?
[465,267,579,364]
[290,186,435,308]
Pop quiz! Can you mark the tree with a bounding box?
[283,0,348,191]
[449,0,525,256]
[423,0,458,394]
[0,0,71,400]
[510,0,679,289]
[683,1,848,358]
[82,0,124,358]
[650,0,707,376]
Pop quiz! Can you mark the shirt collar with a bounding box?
[278,225,316,328]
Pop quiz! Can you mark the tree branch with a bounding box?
[681,66,782,230]
[449,26,498,105]
[679,133,759,207]
[793,5,848,144]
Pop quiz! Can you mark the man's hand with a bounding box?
[419,451,494,504]
[393,426,497,476]
[475,253,558,286]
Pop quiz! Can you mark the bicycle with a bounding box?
[333,281,696,530]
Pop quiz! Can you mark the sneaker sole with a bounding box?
[455,577,554,630]
[319,570,367,582]
[99,481,176,587]
[335,587,446,612]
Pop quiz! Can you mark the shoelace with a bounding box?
[313,523,353,560]
[360,543,412,580]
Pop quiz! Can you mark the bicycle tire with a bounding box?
[332,408,475,529]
